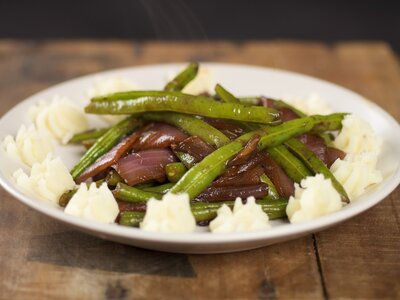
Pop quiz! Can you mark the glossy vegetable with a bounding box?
[69,128,108,144]
[86,91,281,124]
[113,183,162,202]
[142,112,230,148]
[285,138,349,202]
[170,114,345,199]
[164,63,199,92]
[165,162,187,183]
[266,145,312,182]
[118,198,289,227]
[70,116,141,179]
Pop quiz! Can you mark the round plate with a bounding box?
[1,63,399,254]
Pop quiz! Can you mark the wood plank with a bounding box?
[314,42,400,299]
[0,40,398,299]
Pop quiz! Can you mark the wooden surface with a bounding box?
[0,40,399,300]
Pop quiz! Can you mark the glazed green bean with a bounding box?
[266,145,312,182]
[259,174,280,200]
[215,84,258,132]
[215,83,238,103]
[118,198,289,227]
[164,63,199,92]
[274,99,335,146]
[285,138,349,202]
[142,112,230,148]
[86,91,281,124]
[170,114,345,199]
[70,116,141,179]
[113,183,162,202]
[165,162,187,183]
[173,151,197,169]
[105,170,124,187]
[68,128,108,144]
[142,182,174,194]
[59,189,77,207]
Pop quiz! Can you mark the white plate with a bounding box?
[1,63,399,254]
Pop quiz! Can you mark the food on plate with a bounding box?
[209,196,271,233]
[2,124,53,166]
[64,182,119,223]
[13,155,75,204]
[140,192,196,233]
[86,76,139,124]
[286,174,342,223]
[4,63,384,232]
[330,153,382,200]
[29,95,88,144]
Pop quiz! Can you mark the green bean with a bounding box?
[165,162,187,183]
[58,179,105,207]
[164,63,199,92]
[113,183,162,202]
[215,84,258,132]
[118,198,289,227]
[70,116,142,179]
[274,99,335,146]
[173,151,197,169]
[215,83,238,103]
[170,114,345,199]
[105,170,124,187]
[273,100,306,117]
[142,183,174,194]
[68,128,108,144]
[285,138,349,202]
[59,189,77,207]
[238,97,260,105]
[86,91,281,124]
[142,112,230,148]
[266,145,312,182]
[260,174,280,200]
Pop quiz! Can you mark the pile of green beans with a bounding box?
[65,63,350,228]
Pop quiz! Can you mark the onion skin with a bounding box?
[228,134,260,167]
[172,136,214,162]
[262,153,295,198]
[195,183,269,202]
[115,149,177,186]
[76,131,140,183]
[135,122,188,150]
[213,166,264,187]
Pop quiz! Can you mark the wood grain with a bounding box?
[0,40,399,300]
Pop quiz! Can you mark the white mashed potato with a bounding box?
[13,155,75,205]
[65,182,119,224]
[209,196,270,233]
[29,95,88,144]
[2,124,54,167]
[140,192,196,233]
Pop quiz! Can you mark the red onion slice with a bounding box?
[115,149,177,186]
[195,183,268,202]
[76,131,140,183]
[136,123,188,150]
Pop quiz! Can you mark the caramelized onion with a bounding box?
[195,183,268,202]
[172,136,214,162]
[115,149,177,186]
[213,166,264,187]
[76,131,140,183]
[262,153,295,198]
[326,147,346,167]
[136,122,188,150]
[228,134,260,167]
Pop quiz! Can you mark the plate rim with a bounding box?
[1,62,399,246]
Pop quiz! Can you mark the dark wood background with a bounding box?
[0,40,399,299]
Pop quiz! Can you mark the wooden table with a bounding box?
[0,40,399,300]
